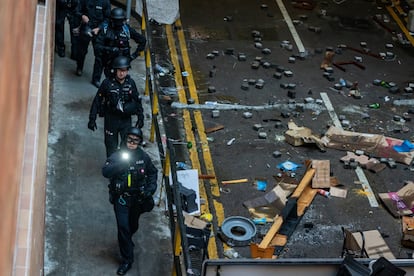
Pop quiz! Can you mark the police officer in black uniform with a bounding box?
[102,127,158,275]
[55,0,81,58]
[95,7,146,80]
[75,0,111,84]
[88,55,144,157]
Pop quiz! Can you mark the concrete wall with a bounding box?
[0,0,53,275]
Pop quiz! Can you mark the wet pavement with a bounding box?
[149,0,414,261]
[44,14,173,276]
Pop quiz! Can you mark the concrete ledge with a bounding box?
[13,3,53,276]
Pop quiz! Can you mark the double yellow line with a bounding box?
[165,19,225,258]
[386,1,414,46]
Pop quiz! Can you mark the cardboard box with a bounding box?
[378,182,414,217]
[343,228,395,260]
[401,216,414,249]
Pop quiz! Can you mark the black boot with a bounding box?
[116,262,131,275]
[56,46,65,58]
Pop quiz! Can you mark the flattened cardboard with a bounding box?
[352,230,395,260]
[184,213,208,230]
[323,126,414,165]
[311,160,331,188]
[330,186,347,198]
[243,183,296,218]
[378,182,414,217]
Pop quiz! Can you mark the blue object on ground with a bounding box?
[277,160,300,171]
[393,140,414,152]
[256,180,267,191]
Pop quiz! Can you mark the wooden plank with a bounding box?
[205,124,224,134]
[297,186,318,216]
[258,168,315,249]
[291,168,315,198]
[222,178,249,185]
[259,215,283,249]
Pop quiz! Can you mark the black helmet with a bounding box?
[126,127,143,139]
[112,56,131,69]
[111,8,126,20]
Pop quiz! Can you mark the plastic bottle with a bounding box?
[368,103,380,109]
[339,78,346,87]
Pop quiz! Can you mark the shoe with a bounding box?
[92,80,100,88]
[76,68,82,76]
[57,47,65,58]
[116,262,131,275]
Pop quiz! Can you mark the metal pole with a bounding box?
[126,0,132,23]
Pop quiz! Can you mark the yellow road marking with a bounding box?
[386,5,414,46]
[166,22,223,258]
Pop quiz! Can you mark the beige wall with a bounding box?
[0,0,53,275]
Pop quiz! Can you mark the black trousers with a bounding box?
[55,9,79,58]
[76,34,103,82]
[113,196,146,264]
[103,114,132,157]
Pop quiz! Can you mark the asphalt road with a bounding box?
[150,0,414,260]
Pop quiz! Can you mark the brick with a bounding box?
[251,61,260,69]
[273,72,282,79]
[238,53,247,61]
[248,79,256,85]
[225,48,235,55]
[251,30,261,37]
[208,86,216,93]
[262,48,271,55]
[253,124,263,130]
[272,151,282,158]
[276,65,285,72]
[241,82,249,90]
[304,97,315,104]
[254,42,263,49]
[389,86,399,94]
[262,62,271,69]
[243,112,253,118]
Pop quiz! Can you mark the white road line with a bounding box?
[355,167,379,207]
[320,92,379,208]
[320,92,342,128]
[275,0,305,53]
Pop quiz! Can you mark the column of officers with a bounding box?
[56,3,158,276]
[55,1,146,88]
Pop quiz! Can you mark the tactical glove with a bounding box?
[143,191,152,198]
[135,119,144,129]
[130,51,138,60]
[88,120,97,131]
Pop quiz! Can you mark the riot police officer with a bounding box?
[88,56,144,157]
[102,127,158,275]
[75,0,111,84]
[95,8,146,80]
[55,0,81,58]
